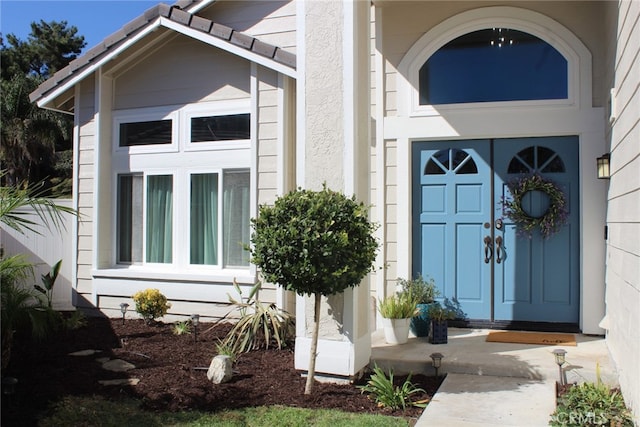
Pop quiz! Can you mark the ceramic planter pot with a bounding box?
[429,320,448,344]
[410,302,436,337]
[382,317,411,344]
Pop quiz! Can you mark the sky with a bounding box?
[1,0,162,53]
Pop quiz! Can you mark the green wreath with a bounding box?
[502,174,569,239]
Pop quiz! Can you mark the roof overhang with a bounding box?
[32,2,297,112]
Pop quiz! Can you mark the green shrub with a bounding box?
[132,289,171,324]
[357,365,426,411]
[171,320,192,336]
[215,339,238,364]
[398,275,439,304]
[223,281,295,353]
[378,292,418,319]
[551,371,633,426]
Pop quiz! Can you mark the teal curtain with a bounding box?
[146,175,173,263]
[223,171,250,267]
[190,173,218,265]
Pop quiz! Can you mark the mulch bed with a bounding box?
[1,316,444,426]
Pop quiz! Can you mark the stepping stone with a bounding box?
[96,357,110,364]
[99,378,140,386]
[69,349,102,356]
[101,359,136,372]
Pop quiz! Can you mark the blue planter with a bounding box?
[410,303,436,337]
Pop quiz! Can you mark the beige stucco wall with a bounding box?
[603,0,640,419]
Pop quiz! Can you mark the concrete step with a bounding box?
[370,328,617,385]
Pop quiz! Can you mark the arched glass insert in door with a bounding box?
[507,145,566,174]
[425,148,478,175]
[419,28,568,105]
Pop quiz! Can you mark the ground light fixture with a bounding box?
[191,314,200,342]
[119,303,129,325]
[552,348,567,385]
[430,352,444,377]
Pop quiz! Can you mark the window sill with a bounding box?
[92,266,255,284]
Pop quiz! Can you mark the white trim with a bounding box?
[249,63,259,279]
[71,85,81,307]
[396,6,592,117]
[343,0,355,196]
[160,18,297,79]
[374,6,387,326]
[295,0,306,187]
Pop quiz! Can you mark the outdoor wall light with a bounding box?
[597,153,610,179]
[2,377,18,395]
[430,352,444,377]
[552,349,567,385]
[119,303,129,325]
[191,314,200,342]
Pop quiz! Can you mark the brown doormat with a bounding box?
[486,331,577,346]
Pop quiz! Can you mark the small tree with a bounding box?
[250,185,379,395]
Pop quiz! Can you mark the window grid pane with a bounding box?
[190,173,219,265]
[146,175,173,263]
[117,174,143,263]
[223,170,251,267]
[191,114,250,142]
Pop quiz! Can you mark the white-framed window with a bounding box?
[113,106,179,154]
[113,102,251,271]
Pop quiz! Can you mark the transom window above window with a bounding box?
[425,148,478,175]
[190,114,250,142]
[419,28,568,105]
[120,120,172,147]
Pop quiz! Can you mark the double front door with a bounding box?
[412,137,579,323]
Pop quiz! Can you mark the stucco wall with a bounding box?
[604,0,640,419]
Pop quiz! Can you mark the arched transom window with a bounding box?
[419,28,568,105]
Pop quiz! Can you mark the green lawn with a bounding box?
[38,396,412,427]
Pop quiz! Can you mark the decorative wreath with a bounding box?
[502,174,569,239]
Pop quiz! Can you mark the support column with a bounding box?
[294,0,372,378]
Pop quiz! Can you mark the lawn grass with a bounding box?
[38,395,412,427]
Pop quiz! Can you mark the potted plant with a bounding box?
[378,292,418,344]
[398,275,439,338]
[427,302,456,344]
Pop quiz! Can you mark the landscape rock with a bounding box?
[207,355,232,384]
[68,349,101,356]
[98,378,140,386]
[101,359,135,372]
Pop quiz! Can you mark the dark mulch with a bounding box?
[2,316,444,426]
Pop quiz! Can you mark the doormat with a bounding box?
[486,331,577,346]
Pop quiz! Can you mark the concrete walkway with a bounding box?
[371,328,618,426]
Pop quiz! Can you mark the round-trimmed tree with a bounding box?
[250,185,378,394]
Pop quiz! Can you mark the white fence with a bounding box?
[1,199,75,310]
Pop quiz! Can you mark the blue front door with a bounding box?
[412,137,579,323]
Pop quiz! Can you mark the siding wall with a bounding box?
[604,0,640,418]
[71,25,289,320]
[76,76,96,309]
[201,0,297,53]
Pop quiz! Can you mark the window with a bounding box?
[419,28,568,105]
[120,120,172,146]
[114,103,252,270]
[190,114,250,142]
[425,149,478,175]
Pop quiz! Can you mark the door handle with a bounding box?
[483,236,493,263]
[495,236,503,264]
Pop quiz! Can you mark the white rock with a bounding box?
[68,349,101,356]
[207,355,232,384]
[99,378,140,386]
[101,359,135,372]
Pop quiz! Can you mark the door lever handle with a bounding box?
[483,236,493,263]
[495,236,503,264]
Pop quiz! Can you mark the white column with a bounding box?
[294,0,372,378]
